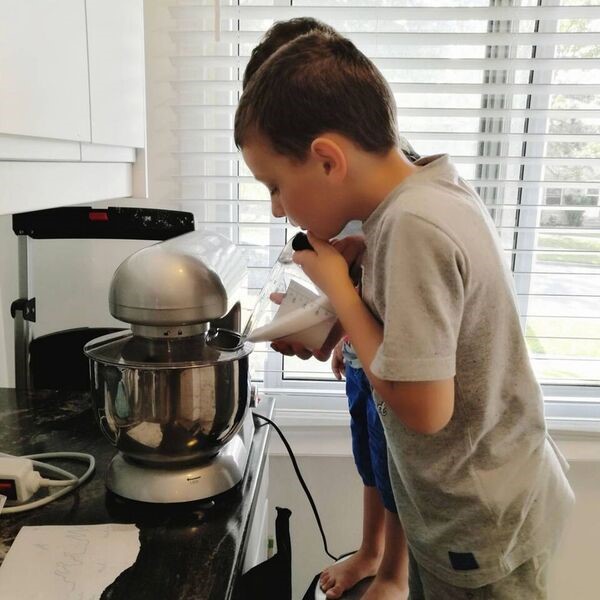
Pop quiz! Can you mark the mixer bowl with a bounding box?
[85,330,252,466]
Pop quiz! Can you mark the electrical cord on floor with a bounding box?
[253,412,339,562]
[0,452,95,514]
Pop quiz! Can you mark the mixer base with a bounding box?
[105,411,255,503]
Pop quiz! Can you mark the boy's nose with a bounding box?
[271,199,285,218]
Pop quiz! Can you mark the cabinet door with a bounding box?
[86,0,145,148]
[0,0,90,142]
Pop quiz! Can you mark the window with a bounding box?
[157,0,600,418]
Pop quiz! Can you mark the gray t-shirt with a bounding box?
[361,154,574,587]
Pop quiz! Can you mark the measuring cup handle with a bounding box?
[291,232,314,252]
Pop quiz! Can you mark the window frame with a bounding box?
[250,2,599,421]
[162,0,600,423]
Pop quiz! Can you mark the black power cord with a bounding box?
[253,412,339,562]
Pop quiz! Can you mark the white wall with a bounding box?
[268,446,600,600]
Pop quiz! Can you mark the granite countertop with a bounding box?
[0,388,273,600]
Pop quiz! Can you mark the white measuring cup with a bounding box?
[243,236,338,351]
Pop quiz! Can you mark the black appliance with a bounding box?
[10,206,195,391]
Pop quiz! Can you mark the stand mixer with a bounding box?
[84,231,255,503]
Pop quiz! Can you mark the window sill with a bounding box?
[266,404,600,463]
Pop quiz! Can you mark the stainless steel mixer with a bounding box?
[84,230,255,503]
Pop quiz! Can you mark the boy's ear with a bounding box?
[310,137,347,182]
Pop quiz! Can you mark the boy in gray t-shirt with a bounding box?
[361,153,575,593]
[235,26,574,599]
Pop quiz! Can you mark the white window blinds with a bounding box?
[159,0,600,405]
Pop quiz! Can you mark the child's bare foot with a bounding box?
[319,551,382,599]
[361,575,409,600]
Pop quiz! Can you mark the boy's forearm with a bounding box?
[331,282,454,435]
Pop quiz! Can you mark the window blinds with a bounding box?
[162,0,600,398]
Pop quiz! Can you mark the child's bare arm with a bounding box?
[332,284,454,434]
[331,338,346,380]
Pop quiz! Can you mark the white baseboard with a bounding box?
[267,407,600,462]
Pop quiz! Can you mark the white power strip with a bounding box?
[0,452,95,514]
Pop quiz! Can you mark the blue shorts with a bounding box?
[346,364,397,514]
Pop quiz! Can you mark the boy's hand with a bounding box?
[331,339,346,380]
[292,232,356,305]
[268,292,344,361]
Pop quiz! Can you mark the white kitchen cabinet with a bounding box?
[0,134,81,161]
[0,0,90,142]
[0,0,147,216]
[0,162,132,215]
[86,0,146,148]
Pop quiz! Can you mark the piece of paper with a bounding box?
[0,524,140,600]
[247,280,336,349]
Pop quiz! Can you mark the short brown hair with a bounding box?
[243,18,338,89]
[234,31,398,161]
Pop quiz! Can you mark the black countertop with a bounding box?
[0,388,273,600]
